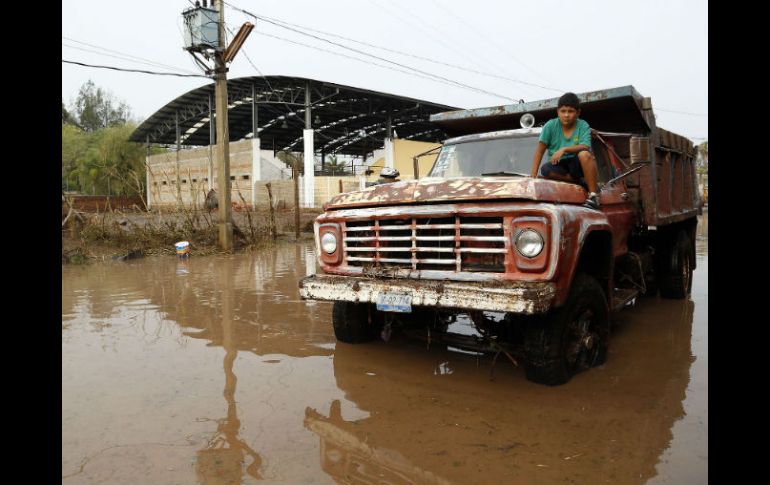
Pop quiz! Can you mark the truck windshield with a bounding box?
[428,135,546,178]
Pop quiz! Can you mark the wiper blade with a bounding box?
[480,171,527,177]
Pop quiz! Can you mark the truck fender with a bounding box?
[552,209,613,307]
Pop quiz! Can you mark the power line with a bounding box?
[62,59,209,78]
[62,36,198,74]
[222,24,307,133]
[366,0,504,83]
[230,9,561,95]
[426,0,556,89]
[224,1,518,102]
[225,2,704,118]
[254,30,480,94]
[62,42,198,75]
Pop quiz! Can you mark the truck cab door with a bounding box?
[593,140,636,256]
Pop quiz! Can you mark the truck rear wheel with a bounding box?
[523,273,610,386]
[332,301,380,343]
[658,230,693,299]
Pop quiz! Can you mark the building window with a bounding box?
[182,179,187,184]
[192,178,198,183]
[162,181,168,185]
[242,175,250,180]
[204,177,208,182]
[230,175,236,180]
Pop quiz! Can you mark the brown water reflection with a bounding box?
[62,216,706,484]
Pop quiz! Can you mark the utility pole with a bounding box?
[182,0,252,250]
[214,0,233,250]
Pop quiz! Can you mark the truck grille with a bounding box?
[343,216,506,272]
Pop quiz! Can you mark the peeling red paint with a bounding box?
[326,177,588,209]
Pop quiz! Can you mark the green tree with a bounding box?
[696,140,708,174]
[62,82,149,197]
[82,124,146,196]
[62,101,72,124]
[276,150,304,175]
[62,124,88,191]
[72,80,132,132]
[62,123,147,196]
[324,154,347,175]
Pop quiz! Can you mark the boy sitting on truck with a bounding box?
[530,92,601,209]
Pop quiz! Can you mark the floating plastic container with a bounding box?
[175,241,190,258]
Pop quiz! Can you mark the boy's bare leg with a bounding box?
[578,151,599,193]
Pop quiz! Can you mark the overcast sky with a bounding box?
[62,0,708,142]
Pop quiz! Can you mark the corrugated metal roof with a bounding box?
[130,75,459,155]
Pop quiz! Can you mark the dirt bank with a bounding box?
[62,207,321,263]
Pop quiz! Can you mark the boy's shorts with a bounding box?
[539,149,591,181]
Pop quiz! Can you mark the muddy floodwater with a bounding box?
[62,214,708,485]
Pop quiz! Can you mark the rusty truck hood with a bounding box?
[324,177,588,210]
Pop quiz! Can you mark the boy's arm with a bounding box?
[531,141,547,177]
[550,122,592,160]
[557,144,591,155]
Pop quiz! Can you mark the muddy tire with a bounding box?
[332,301,379,343]
[523,273,610,386]
[658,230,693,299]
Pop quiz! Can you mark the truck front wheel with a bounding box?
[658,230,694,299]
[523,273,610,386]
[332,301,380,343]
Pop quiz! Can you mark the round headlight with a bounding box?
[514,229,544,258]
[321,232,338,254]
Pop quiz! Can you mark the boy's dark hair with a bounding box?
[558,92,581,109]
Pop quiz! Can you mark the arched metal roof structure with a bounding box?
[130,75,460,156]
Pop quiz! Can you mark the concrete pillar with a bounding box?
[251,138,261,208]
[303,82,315,208]
[251,82,260,208]
[303,129,315,208]
[384,138,394,169]
[298,174,305,207]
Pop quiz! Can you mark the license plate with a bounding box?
[376,292,412,313]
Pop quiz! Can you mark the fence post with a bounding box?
[266,183,277,240]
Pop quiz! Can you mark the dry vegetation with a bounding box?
[62,200,320,264]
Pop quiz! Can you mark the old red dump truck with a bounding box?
[299,86,700,385]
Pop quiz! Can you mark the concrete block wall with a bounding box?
[148,142,363,210]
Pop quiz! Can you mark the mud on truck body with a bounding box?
[299,86,700,386]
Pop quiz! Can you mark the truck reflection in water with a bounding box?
[305,401,452,485]
[304,297,696,485]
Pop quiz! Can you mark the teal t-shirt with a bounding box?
[539,118,591,159]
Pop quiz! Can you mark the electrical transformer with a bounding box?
[182,5,219,51]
